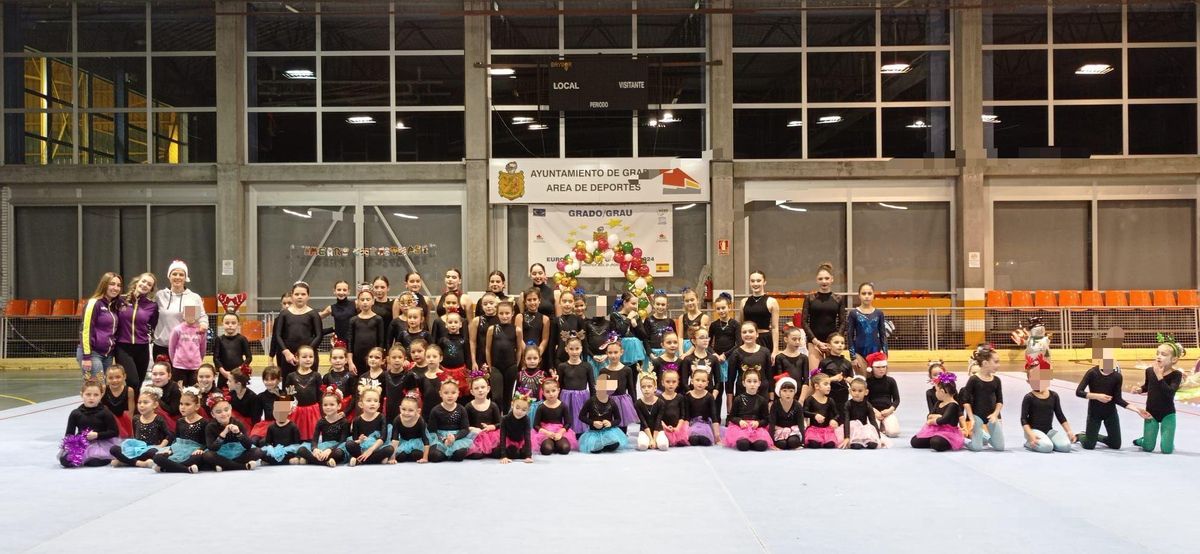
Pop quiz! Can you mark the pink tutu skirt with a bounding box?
[847,420,883,447]
[772,425,801,442]
[535,423,579,451]
[292,403,321,441]
[914,423,965,451]
[804,425,838,445]
[664,420,690,446]
[723,423,772,448]
[467,428,501,456]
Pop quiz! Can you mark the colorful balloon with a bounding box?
[638,265,650,276]
[575,251,586,260]
[556,260,566,271]
[597,239,609,251]
[632,247,643,258]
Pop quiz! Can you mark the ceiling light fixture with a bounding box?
[395,121,409,130]
[488,67,515,76]
[284,69,315,80]
[674,203,696,211]
[1075,63,1113,75]
[282,208,312,218]
[775,200,807,212]
[878,202,908,210]
[787,120,803,128]
[346,115,376,125]
[528,123,548,130]
[906,120,931,129]
[881,63,912,74]
[817,115,843,125]
[982,114,1001,124]
[512,116,534,124]
[392,212,419,220]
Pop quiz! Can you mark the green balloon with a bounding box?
[638,297,649,309]
[622,241,633,253]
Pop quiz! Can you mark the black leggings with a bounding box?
[394,449,426,463]
[202,448,262,470]
[499,366,519,412]
[910,435,952,452]
[261,451,296,465]
[805,438,837,449]
[1081,410,1122,450]
[428,449,468,463]
[539,437,571,455]
[736,438,769,452]
[344,442,395,464]
[109,445,158,465]
[59,454,111,468]
[116,342,150,390]
[296,446,345,465]
[689,435,713,446]
[774,436,804,450]
[153,452,206,472]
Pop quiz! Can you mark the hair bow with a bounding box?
[205,388,231,409]
[934,372,957,385]
[217,292,247,314]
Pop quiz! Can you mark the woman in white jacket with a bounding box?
[152,260,207,361]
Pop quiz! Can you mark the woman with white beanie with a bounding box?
[152,260,207,362]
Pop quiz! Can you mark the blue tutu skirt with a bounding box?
[214,441,247,460]
[578,426,628,453]
[528,400,542,428]
[718,359,729,383]
[682,339,693,354]
[427,429,476,456]
[396,437,425,454]
[261,444,301,463]
[120,439,154,459]
[167,439,204,463]
[359,431,382,451]
[621,337,647,366]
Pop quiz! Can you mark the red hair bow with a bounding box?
[206,388,231,409]
[239,364,253,378]
[155,355,170,363]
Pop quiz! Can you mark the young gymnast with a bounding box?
[577,372,628,453]
[499,391,534,464]
[1130,336,1184,454]
[515,288,551,369]
[803,373,841,449]
[102,364,135,438]
[554,289,585,365]
[863,352,901,438]
[598,337,638,433]
[426,380,474,462]
[683,368,720,446]
[634,371,669,451]
[228,372,260,429]
[284,345,322,440]
[676,288,709,356]
[818,333,854,408]
[1021,366,1076,453]
[465,372,503,459]
[346,287,386,374]
[774,328,811,402]
[727,322,773,401]
[388,394,430,463]
[149,359,181,432]
[533,378,577,455]
[214,312,252,388]
[708,292,740,397]
[911,372,965,452]
[110,385,172,467]
[1076,345,1144,451]
[556,337,594,437]
[152,387,208,473]
[323,346,357,416]
[260,397,303,466]
[641,293,677,358]
[842,377,884,449]
[295,387,350,467]
[201,390,262,471]
[607,292,647,371]
[845,282,887,375]
[59,380,121,468]
[486,300,521,410]
[381,345,417,420]
[344,382,394,466]
[250,366,284,442]
[769,377,804,450]
[659,370,689,447]
[650,331,683,387]
[962,345,1006,452]
[724,368,772,452]
[514,346,548,420]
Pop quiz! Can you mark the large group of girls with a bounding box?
[60,260,1185,471]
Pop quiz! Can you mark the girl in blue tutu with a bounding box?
[608,292,647,371]
[295,387,350,467]
[388,394,430,463]
[426,380,475,462]
[578,372,628,453]
[260,396,303,465]
[201,389,262,471]
[345,381,394,466]
[152,387,208,473]
[110,385,172,468]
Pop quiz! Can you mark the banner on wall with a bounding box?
[528,204,674,277]
[491,158,709,204]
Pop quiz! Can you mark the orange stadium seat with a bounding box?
[1058,290,1081,307]
[51,299,76,316]
[26,299,51,316]
[1152,290,1176,307]
[1080,290,1103,307]
[1034,290,1057,307]
[986,290,1008,308]
[76,297,89,316]
[202,296,218,315]
[242,319,265,342]
[1128,290,1152,307]
[1104,290,1128,307]
[1178,290,1199,306]
[1009,291,1034,308]
[4,299,29,317]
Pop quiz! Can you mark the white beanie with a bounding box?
[168,260,190,283]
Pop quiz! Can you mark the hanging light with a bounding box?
[786,120,803,128]
[512,116,534,124]
[528,123,548,130]
[346,115,376,125]
[1075,64,1113,75]
[878,203,908,210]
[393,212,419,220]
[488,67,515,76]
[775,200,807,212]
[982,114,1001,124]
[817,115,843,125]
[659,112,680,124]
[906,120,931,129]
[284,69,315,80]
[395,120,410,130]
[881,63,912,74]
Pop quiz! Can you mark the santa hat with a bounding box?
[168,260,190,283]
[866,351,888,368]
[774,376,798,397]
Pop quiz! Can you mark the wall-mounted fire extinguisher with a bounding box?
[704,275,713,304]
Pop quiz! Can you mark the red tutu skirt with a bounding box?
[250,420,272,440]
[664,420,690,446]
[442,366,470,398]
[723,423,772,448]
[339,395,354,415]
[155,408,178,433]
[804,425,839,445]
[914,423,965,451]
[534,423,579,451]
[292,403,321,441]
[231,410,252,431]
[467,428,501,456]
[114,413,133,438]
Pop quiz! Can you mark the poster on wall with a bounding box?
[492,158,709,204]
[528,204,674,278]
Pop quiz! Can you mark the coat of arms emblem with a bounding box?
[497,161,525,201]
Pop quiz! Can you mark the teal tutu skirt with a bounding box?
[359,431,382,451]
[427,429,476,455]
[578,426,628,453]
[215,441,247,460]
[261,443,301,463]
[621,337,647,366]
[120,439,154,459]
[528,400,541,428]
[167,439,204,463]
[396,437,425,454]
[718,359,728,383]
[317,440,348,463]
[682,339,693,354]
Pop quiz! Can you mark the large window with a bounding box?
[747,201,848,292]
[984,3,1198,157]
[852,202,951,291]
[2,1,216,164]
[733,8,951,159]
[247,2,465,162]
[993,201,1091,290]
[1097,200,1196,289]
[489,1,707,158]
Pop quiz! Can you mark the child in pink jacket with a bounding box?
[169,299,207,387]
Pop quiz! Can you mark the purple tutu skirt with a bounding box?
[85,437,121,462]
[610,393,638,428]
[535,423,579,451]
[560,388,590,436]
[467,428,501,456]
[687,417,716,444]
[723,423,771,448]
[914,423,964,451]
[664,420,690,446]
[804,425,838,445]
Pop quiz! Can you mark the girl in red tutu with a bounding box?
[102,364,135,438]
[465,370,503,459]
[533,377,577,454]
[150,359,180,433]
[659,369,689,447]
[323,345,356,417]
[723,368,772,451]
[803,373,841,449]
[911,372,965,452]
[250,366,283,442]
[285,345,322,440]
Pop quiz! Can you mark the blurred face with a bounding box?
[446,313,463,333]
[196,368,214,390]
[400,400,419,419]
[511,400,530,418]
[749,273,765,294]
[291,286,309,308]
[137,394,157,415]
[359,391,380,414]
[743,373,761,394]
[663,334,680,354]
[662,372,679,393]
[169,269,186,288]
[653,297,667,316]
[741,324,758,344]
[357,291,374,312]
[780,385,797,402]
[330,350,347,370]
[297,349,315,369]
[387,350,406,371]
[850,383,867,401]
[566,341,582,359]
[135,275,156,295]
[816,270,833,292]
[530,265,546,285]
[488,274,505,293]
[524,293,540,312]
[1028,367,1052,392]
[373,279,389,300]
[829,336,845,355]
[321,396,340,416]
[859,285,874,305]
[183,305,199,324]
[81,387,102,407]
[367,350,384,370]
[871,362,888,378]
[151,365,170,386]
[471,379,490,400]
[444,270,461,292]
[640,378,657,399]
[179,396,197,417]
[498,305,514,324]
[692,372,708,392]
[439,383,458,404]
[410,346,426,366]
[406,309,423,330]
[1156,345,1178,367]
[406,274,422,293]
[596,374,615,401]
[715,300,730,319]
[106,369,125,390]
[425,349,442,367]
[543,381,560,401]
[222,315,239,335]
[482,296,498,316]
[211,401,231,424]
[272,402,291,422]
[334,282,350,300]
[523,349,540,369]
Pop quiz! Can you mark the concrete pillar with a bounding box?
[709,0,735,292]
[215,1,245,294]
[463,0,490,290]
[952,6,987,344]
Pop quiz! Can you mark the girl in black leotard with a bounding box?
[741,270,780,356]
[486,301,521,411]
[346,289,386,374]
[802,262,844,369]
[273,282,323,379]
[676,288,709,356]
[435,268,474,321]
[475,271,509,319]
[554,289,585,365]
[516,288,551,370]
[471,293,500,372]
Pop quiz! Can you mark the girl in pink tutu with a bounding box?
[635,371,669,451]
[842,376,885,449]
[769,377,804,450]
[534,378,578,455]
[465,371,502,459]
[803,373,841,448]
[683,368,720,446]
[724,368,771,451]
[660,369,689,446]
[911,372,964,452]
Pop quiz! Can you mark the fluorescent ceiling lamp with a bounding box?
[646,118,658,127]
[395,121,410,130]
[346,115,376,125]
[817,115,842,125]
[284,69,315,80]
[512,116,534,124]
[528,123,548,130]
[982,114,1001,124]
[284,4,300,14]
[392,212,419,220]
[786,120,803,127]
[659,112,679,123]
[282,208,312,219]
[674,203,696,211]
[775,200,807,212]
[1075,64,1113,75]
[878,202,908,210]
[488,67,515,76]
[880,63,912,74]
[906,120,931,129]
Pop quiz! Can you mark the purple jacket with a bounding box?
[80,296,122,357]
[116,293,159,345]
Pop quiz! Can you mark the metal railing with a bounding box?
[2,307,1196,358]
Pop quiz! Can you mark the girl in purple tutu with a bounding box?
[803,373,841,448]
[60,380,121,467]
[555,337,593,437]
[911,372,965,452]
[683,368,720,446]
[534,377,578,455]
[723,368,772,451]
[598,337,638,434]
[465,371,502,459]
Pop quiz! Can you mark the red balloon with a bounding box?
[619,261,630,272]
[575,251,586,260]
[638,265,650,276]
[632,247,643,258]
[632,256,643,267]
[598,239,609,251]
[613,252,624,263]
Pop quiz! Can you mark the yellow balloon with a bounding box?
[638,309,648,319]
[626,269,639,282]
[575,240,586,251]
[568,277,578,289]
[644,274,653,285]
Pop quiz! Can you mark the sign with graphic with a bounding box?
[491,158,709,204]
[528,204,674,277]
[548,57,648,111]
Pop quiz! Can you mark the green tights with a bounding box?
[1133,414,1176,454]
